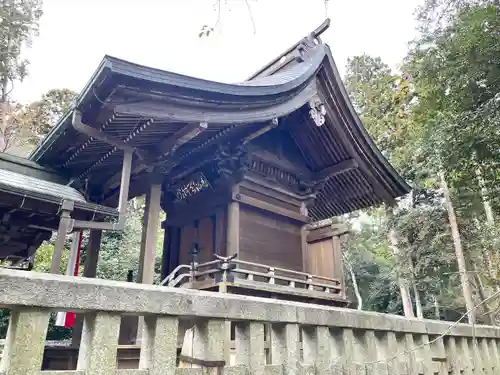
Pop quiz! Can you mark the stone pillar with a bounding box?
[235,321,265,375]
[0,308,50,374]
[76,312,121,373]
[50,199,74,274]
[270,323,300,375]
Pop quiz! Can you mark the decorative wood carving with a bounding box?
[214,144,251,184]
[172,172,212,202]
[298,177,327,196]
[308,95,326,127]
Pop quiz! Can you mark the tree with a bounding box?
[403,2,500,322]
[4,88,76,155]
[0,0,43,151]
[344,54,420,317]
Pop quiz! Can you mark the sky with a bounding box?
[12,0,423,104]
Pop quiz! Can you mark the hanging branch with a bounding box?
[245,0,256,34]
[199,0,257,38]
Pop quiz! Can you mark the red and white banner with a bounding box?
[55,231,82,328]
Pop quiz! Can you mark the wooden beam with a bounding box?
[241,118,278,145]
[314,158,358,180]
[104,122,208,191]
[234,192,310,223]
[72,111,150,159]
[157,122,208,157]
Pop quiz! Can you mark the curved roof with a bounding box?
[29,19,409,220]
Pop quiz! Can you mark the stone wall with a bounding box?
[0,269,499,374]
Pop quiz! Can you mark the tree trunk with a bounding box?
[440,170,476,324]
[345,258,363,310]
[408,257,423,319]
[473,269,495,325]
[475,160,500,291]
[412,280,424,319]
[476,162,495,226]
[0,0,12,152]
[387,218,414,317]
[468,258,496,326]
[433,294,440,320]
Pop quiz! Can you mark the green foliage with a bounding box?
[342,221,403,314]
[0,0,43,152]
[95,198,165,282]
[7,88,77,154]
[0,0,43,94]
[343,1,500,323]
[13,88,77,146]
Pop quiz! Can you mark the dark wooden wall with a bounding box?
[165,206,227,274]
[239,206,303,271]
[305,225,346,287]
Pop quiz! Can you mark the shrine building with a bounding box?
[0,20,409,309]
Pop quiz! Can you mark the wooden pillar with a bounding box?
[137,182,162,284]
[160,222,171,281]
[72,229,102,347]
[226,200,240,255]
[83,230,102,278]
[120,182,162,345]
[50,199,74,274]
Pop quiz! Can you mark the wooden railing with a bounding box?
[1,269,500,374]
[160,256,342,296]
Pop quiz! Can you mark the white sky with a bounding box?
[12,0,422,104]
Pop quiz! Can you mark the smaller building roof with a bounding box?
[0,168,86,203]
[0,156,118,260]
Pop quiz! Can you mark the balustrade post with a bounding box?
[268,268,275,285]
[235,321,265,375]
[341,328,362,374]
[76,312,121,374]
[363,330,382,374]
[403,333,419,374]
[488,339,500,371]
[270,323,300,375]
[0,308,50,375]
[315,327,339,375]
[301,326,316,365]
[471,337,485,374]
[306,275,314,291]
[420,334,436,375]
[139,315,179,375]
[189,319,226,375]
[430,335,448,375]
[457,337,474,375]
[479,338,494,375]
[444,337,460,375]
[384,332,402,375]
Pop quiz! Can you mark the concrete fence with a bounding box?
[0,269,499,375]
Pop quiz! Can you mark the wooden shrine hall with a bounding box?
[2,20,409,310]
